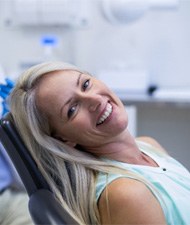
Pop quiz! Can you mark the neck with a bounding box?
[83,129,158,167]
[85,129,142,164]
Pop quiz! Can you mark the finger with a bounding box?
[0,85,11,94]
[5,78,15,88]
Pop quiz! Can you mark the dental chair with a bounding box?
[0,113,79,225]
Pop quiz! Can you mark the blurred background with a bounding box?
[0,0,190,169]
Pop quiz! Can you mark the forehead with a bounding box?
[36,70,81,113]
[39,70,80,88]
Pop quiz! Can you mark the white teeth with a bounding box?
[97,103,113,125]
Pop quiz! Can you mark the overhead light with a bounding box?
[101,0,179,24]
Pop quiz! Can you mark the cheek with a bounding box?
[61,117,91,140]
[73,114,91,130]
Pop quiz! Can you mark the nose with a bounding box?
[81,93,102,112]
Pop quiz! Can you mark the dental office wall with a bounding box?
[0,0,190,169]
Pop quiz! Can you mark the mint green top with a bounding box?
[96,141,190,225]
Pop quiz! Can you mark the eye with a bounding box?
[67,104,77,118]
[82,79,90,91]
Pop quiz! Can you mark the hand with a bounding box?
[0,78,15,115]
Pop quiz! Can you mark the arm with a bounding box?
[98,178,166,225]
[136,136,168,154]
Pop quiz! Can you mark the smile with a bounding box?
[97,102,113,125]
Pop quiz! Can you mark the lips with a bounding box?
[97,102,113,126]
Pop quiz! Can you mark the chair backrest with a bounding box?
[0,112,79,225]
[0,112,50,196]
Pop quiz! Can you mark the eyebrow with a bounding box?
[60,72,83,118]
[77,72,83,86]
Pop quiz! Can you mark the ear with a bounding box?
[53,134,77,148]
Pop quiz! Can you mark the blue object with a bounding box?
[0,78,15,115]
[41,35,58,46]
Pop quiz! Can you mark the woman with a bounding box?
[9,61,190,225]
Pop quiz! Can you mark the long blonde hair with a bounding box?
[9,61,123,224]
[9,61,166,224]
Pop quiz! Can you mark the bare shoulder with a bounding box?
[136,136,168,154]
[98,177,166,225]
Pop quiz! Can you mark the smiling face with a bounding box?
[36,70,129,154]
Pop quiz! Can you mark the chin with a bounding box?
[110,116,128,136]
[118,109,129,129]
[118,118,128,132]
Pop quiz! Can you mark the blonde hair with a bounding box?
[9,61,166,224]
[9,61,119,224]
